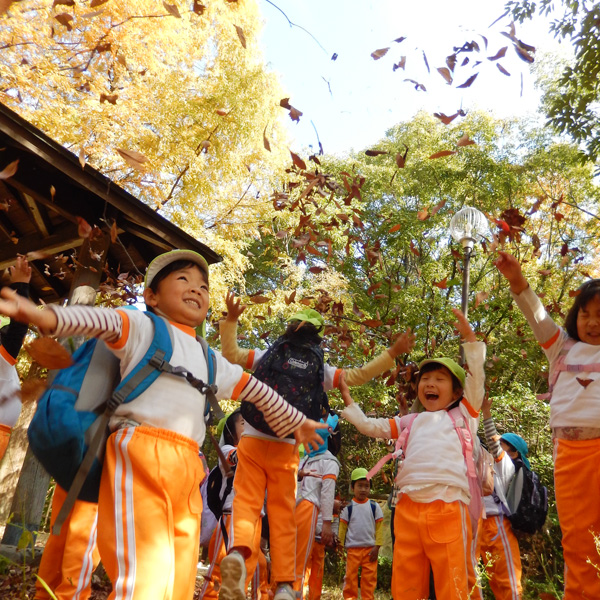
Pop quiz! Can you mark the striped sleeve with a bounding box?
[483,416,503,459]
[236,375,306,438]
[47,305,123,344]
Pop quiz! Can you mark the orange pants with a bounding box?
[304,540,325,600]
[294,499,319,594]
[230,436,299,584]
[34,485,100,600]
[0,422,10,462]
[477,515,522,600]
[555,437,600,600]
[392,495,477,600]
[98,426,204,600]
[201,514,268,600]
[343,547,377,600]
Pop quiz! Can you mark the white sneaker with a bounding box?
[273,583,296,600]
[219,551,247,600]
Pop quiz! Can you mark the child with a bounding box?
[0,255,31,461]
[340,308,485,600]
[478,394,523,600]
[218,292,414,600]
[496,251,600,599]
[0,249,325,600]
[338,468,383,600]
[294,413,341,598]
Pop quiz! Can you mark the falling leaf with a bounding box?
[90,0,109,6]
[417,208,429,221]
[117,148,148,170]
[389,224,401,233]
[456,73,479,88]
[285,290,297,305]
[331,53,338,61]
[215,109,228,116]
[199,140,210,153]
[429,150,457,159]
[54,13,73,30]
[53,0,75,6]
[280,98,292,110]
[249,295,269,304]
[76,216,92,238]
[290,151,307,171]
[409,240,420,256]
[363,319,383,328]
[289,106,303,122]
[110,220,118,243]
[568,289,581,298]
[0,159,18,180]
[0,0,16,14]
[162,1,181,17]
[263,126,271,152]
[371,47,389,60]
[395,152,406,168]
[576,377,594,388]
[234,25,247,49]
[514,44,534,63]
[475,291,489,307]
[496,63,511,76]
[78,147,86,169]
[309,266,325,274]
[457,133,476,147]
[392,57,406,71]
[99,93,118,104]
[446,53,457,72]
[433,112,459,125]
[431,198,446,216]
[365,149,388,157]
[193,0,206,14]
[26,338,73,369]
[393,36,406,43]
[488,46,508,61]
[433,278,448,289]
[422,51,430,73]
[437,67,453,85]
[404,79,426,92]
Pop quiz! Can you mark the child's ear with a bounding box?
[143,287,158,308]
[452,388,464,403]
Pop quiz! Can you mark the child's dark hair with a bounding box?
[149,259,208,293]
[284,320,322,343]
[222,410,242,447]
[351,478,369,489]
[418,362,463,394]
[564,279,600,340]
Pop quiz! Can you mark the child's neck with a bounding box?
[152,307,198,336]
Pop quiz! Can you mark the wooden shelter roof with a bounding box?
[0,102,221,303]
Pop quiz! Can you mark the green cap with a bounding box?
[351,467,369,482]
[0,316,9,329]
[418,357,465,388]
[288,309,324,335]
[216,413,230,440]
[144,249,209,288]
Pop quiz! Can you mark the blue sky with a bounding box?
[258,0,568,154]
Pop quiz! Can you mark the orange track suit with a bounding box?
[34,485,100,600]
[294,499,319,594]
[304,539,326,600]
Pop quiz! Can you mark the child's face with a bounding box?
[418,366,461,411]
[353,479,370,501]
[143,266,209,327]
[577,295,600,345]
[233,415,245,445]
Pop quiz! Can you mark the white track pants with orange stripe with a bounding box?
[98,426,204,600]
[293,499,319,595]
[477,515,522,600]
[34,485,100,600]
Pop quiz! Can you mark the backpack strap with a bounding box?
[346,500,377,526]
[196,336,222,422]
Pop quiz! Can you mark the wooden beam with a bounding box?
[119,218,173,251]
[0,224,82,270]
[21,192,51,237]
[6,178,75,223]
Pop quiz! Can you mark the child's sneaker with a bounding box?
[219,551,247,600]
[273,583,296,600]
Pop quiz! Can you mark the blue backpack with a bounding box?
[28,311,220,534]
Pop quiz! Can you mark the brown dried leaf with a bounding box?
[497,63,511,76]
[393,57,406,71]
[410,240,420,256]
[263,126,271,152]
[90,0,109,6]
[371,47,389,60]
[437,67,453,84]
[110,220,118,243]
[20,378,48,405]
[99,93,118,104]
[289,106,303,122]
[76,216,92,238]
[249,295,269,304]
[309,266,325,274]
[514,44,534,63]
[393,36,406,44]
[576,377,593,388]
[280,98,292,110]
[429,150,457,159]
[290,150,307,171]
[457,133,476,147]
[475,291,489,307]
[54,13,73,30]
[487,46,508,61]
[363,319,383,328]
[78,147,86,169]
[162,1,181,18]
[53,0,75,7]
[417,208,429,221]
[395,152,406,169]
[216,108,228,116]
[285,290,297,305]
[193,0,206,14]
[433,277,447,289]
[456,73,479,88]
[26,338,74,369]
[365,149,388,157]
[433,112,459,125]
[234,25,247,49]
[0,159,19,180]
[117,148,148,170]
[389,224,401,233]
[430,198,446,216]
[0,0,16,15]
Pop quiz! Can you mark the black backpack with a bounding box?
[241,334,329,438]
[206,463,235,521]
[505,458,548,534]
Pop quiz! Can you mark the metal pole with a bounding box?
[459,245,472,365]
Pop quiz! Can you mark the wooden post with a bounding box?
[1,232,109,546]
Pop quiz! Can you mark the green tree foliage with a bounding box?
[507,0,600,163]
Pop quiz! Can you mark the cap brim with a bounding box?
[145,250,209,288]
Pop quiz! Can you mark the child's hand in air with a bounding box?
[224,291,246,322]
[388,329,416,359]
[8,256,32,284]
[338,371,354,407]
[294,418,327,453]
[451,308,476,343]
[494,251,528,294]
[0,287,55,331]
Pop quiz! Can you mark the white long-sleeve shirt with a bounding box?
[297,450,340,521]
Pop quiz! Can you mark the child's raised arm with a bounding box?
[225,290,246,323]
[387,329,416,359]
[451,308,476,343]
[495,251,529,295]
[0,287,56,333]
[339,371,354,407]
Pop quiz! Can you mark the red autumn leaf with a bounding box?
[367,282,382,295]
[363,319,383,328]
[431,198,446,216]
[457,133,476,147]
[456,73,479,88]
[410,240,420,256]
[280,98,292,110]
[496,63,511,76]
[290,151,307,171]
[76,216,93,238]
[193,1,206,14]
[26,338,73,369]
[392,57,406,71]
[417,208,429,221]
[365,149,388,157]
[429,150,457,159]
[216,108,228,116]
[249,295,270,304]
[371,47,389,60]
[434,112,459,125]
[437,67,452,84]
[309,266,325,274]
[234,25,247,48]
[352,214,364,228]
[395,152,406,168]
[555,212,564,222]
[389,224,401,233]
[494,219,510,233]
[289,106,303,122]
[305,245,322,256]
[576,377,594,388]
[433,278,448,289]
[487,47,508,61]
[538,269,552,276]
[285,291,297,305]
[259,331,271,340]
[568,289,581,298]
[99,93,118,104]
[54,13,73,30]
[0,159,19,180]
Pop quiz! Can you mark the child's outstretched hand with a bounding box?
[0,287,55,332]
[494,251,528,294]
[338,371,354,407]
[388,329,416,359]
[481,390,493,419]
[8,256,32,284]
[224,291,246,322]
[451,308,476,343]
[294,418,328,453]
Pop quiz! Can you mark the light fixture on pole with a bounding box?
[449,206,488,321]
